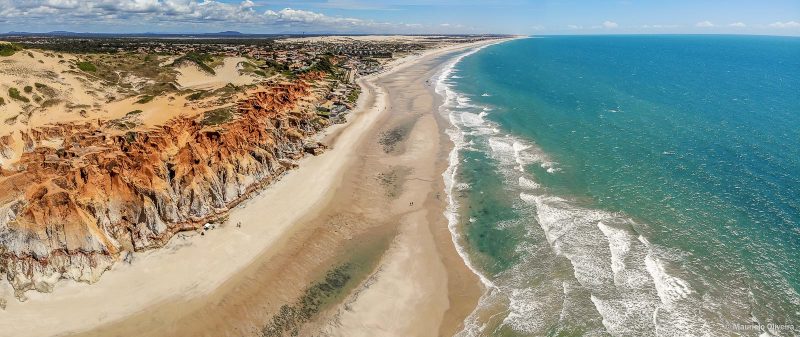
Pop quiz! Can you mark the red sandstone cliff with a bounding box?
[0,76,332,298]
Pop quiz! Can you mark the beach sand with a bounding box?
[0,40,502,337]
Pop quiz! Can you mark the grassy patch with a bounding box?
[201,106,234,126]
[8,88,29,103]
[346,87,361,104]
[238,60,272,78]
[172,52,216,75]
[316,106,330,117]
[76,61,97,72]
[135,95,154,104]
[0,43,22,57]
[186,90,206,101]
[34,83,57,97]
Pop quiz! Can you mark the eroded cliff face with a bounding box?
[0,75,331,299]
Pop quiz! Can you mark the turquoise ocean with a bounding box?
[438,36,800,336]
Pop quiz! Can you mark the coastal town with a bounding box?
[1,34,499,126]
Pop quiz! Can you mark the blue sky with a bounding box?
[0,0,798,35]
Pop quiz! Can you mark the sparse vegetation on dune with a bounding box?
[201,106,235,126]
[172,52,217,75]
[238,60,274,78]
[347,87,361,104]
[8,88,30,103]
[135,95,154,104]
[76,61,97,72]
[0,43,23,57]
[34,83,57,97]
[186,90,206,101]
[68,53,179,99]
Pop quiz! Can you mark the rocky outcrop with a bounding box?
[0,75,331,299]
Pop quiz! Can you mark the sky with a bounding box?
[0,0,798,35]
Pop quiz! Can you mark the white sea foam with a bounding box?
[597,221,631,278]
[455,182,471,191]
[438,41,511,337]
[643,250,693,307]
[438,39,715,337]
[518,176,540,190]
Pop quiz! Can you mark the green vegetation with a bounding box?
[34,83,57,97]
[346,87,361,104]
[23,86,33,93]
[172,52,216,75]
[0,43,22,57]
[135,95,154,104]
[201,106,234,126]
[8,88,29,103]
[316,106,330,117]
[186,91,206,101]
[126,109,143,116]
[69,53,178,98]
[0,97,5,105]
[76,61,97,72]
[238,60,272,78]
[308,56,336,75]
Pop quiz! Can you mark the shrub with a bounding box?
[8,88,29,103]
[172,52,216,75]
[201,107,234,126]
[0,43,22,57]
[135,95,154,104]
[23,86,32,93]
[76,61,96,72]
[347,87,361,104]
[186,91,205,101]
[0,97,5,105]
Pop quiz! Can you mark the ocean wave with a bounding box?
[437,40,720,337]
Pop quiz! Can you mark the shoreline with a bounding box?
[0,38,510,337]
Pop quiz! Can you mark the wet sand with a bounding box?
[0,40,503,337]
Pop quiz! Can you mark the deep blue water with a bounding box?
[441,35,800,336]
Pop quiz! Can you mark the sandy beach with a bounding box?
[0,39,504,337]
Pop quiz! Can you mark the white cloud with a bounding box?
[602,20,618,28]
[695,20,714,27]
[0,0,437,33]
[729,22,746,27]
[769,21,800,28]
[567,24,582,29]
